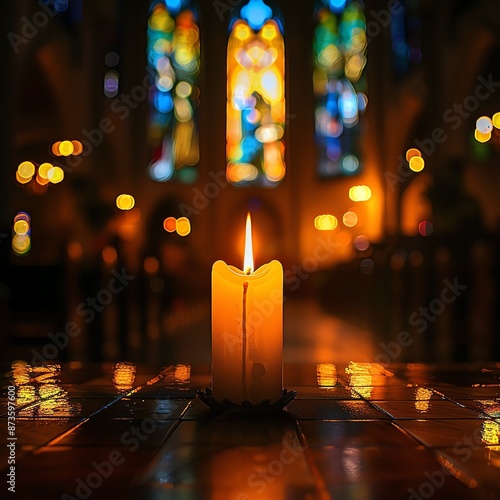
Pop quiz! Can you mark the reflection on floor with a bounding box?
[1,361,499,499]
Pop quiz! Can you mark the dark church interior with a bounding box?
[1,1,500,498]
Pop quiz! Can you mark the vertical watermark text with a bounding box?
[6,385,16,494]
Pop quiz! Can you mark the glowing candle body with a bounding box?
[211,259,283,404]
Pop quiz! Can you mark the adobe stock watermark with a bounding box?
[179,113,296,218]
[7,0,60,54]
[58,66,157,175]
[30,268,135,365]
[365,1,404,40]
[212,0,247,21]
[62,394,173,500]
[236,435,306,500]
[408,422,496,499]
[223,235,336,352]
[179,171,229,218]
[386,73,500,191]
[6,385,17,494]
[284,234,336,293]
[213,0,403,40]
[374,278,467,363]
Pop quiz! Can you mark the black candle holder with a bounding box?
[196,387,297,416]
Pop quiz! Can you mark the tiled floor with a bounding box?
[1,361,500,499]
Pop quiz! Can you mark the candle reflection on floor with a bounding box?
[139,416,320,499]
[3,362,500,497]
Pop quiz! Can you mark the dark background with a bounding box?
[1,0,500,366]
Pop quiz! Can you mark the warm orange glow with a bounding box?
[12,365,74,420]
[409,156,425,172]
[343,211,358,227]
[112,362,136,393]
[16,171,31,184]
[124,207,141,223]
[116,194,135,210]
[71,140,84,155]
[13,220,29,235]
[12,234,31,255]
[336,230,352,247]
[405,148,421,162]
[212,256,283,403]
[36,174,50,186]
[118,223,137,241]
[226,162,259,183]
[265,164,286,182]
[243,212,254,274]
[263,141,286,182]
[492,112,500,129]
[349,185,372,202]
[474,129,491,143]
[345,362,379,398]
[102,245,118,265]
[59,140,74,156]
[317,363,338,387]
[234,22,251,41]
[11,360,31,385]
[33,182,48,195]
[176,217,191,237]
[17,161,35,179]
[47,166,64,184]
[67,241,83,260]
[415,387,433,413]
[227,18,285,185]
[116,208,141,241]
[481,420,500,445]
[144,256,160,275]
[255,124,284,143]
[52,142,62,156]
[38,163,53,179]
[315,214,338,231]
[163,217,177,232]
[168,364,191,386]
[13,212,31,255]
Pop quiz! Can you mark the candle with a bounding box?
[212,213,283,404]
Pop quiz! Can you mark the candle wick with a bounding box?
[242,281,249,401]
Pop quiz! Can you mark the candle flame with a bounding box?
[244,212,254,274]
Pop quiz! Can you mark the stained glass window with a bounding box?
[227,0,286,186]
[313,0,367,178]
[147,0,200,183]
